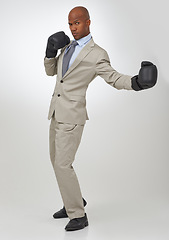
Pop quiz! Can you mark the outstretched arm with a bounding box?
[95,50,157,91]
[95,50,133,90]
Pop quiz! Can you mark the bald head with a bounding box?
[69,6,90,20]
[68,6,91,40]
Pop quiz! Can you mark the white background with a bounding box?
[0,0,169,239]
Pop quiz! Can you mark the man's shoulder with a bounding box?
[91,39,107,54]
[92,40,105,51]
[92,40,109,59]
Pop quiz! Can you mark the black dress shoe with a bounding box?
[53,198,87,219]
[65,213,88,231]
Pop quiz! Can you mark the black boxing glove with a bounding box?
[131,61,158,91]
[45,31,70,58]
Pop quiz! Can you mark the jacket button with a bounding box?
[60,80,63,83]
[57,94,61,97]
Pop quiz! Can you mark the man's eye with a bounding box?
[75,22,80,25]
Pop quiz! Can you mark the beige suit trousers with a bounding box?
[49,115,85,219]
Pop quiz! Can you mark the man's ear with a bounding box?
[86,19,91,27]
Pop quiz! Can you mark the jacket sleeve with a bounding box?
[95,50,133,90]
[44,57,58,76]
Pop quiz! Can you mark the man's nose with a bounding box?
[71,25,77,31]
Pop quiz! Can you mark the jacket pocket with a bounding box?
[59,123,77,132]
[69,95,86,104]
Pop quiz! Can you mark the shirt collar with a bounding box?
[75,33,92,46]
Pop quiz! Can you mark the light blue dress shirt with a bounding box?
[66,33,92,69]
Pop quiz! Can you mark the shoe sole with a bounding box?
[65,221,89,231]
[53,215,68,219]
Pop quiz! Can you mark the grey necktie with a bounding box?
[62,41,78,77]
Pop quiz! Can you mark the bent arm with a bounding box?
[44,57,58,76]
[95,50,133,90]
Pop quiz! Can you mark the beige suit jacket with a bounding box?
[44,38,133,125]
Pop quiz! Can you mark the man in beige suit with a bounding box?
[44,6,157,231]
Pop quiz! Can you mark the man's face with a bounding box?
[68,11,90,40]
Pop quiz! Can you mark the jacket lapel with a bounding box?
[59,38,95,79]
